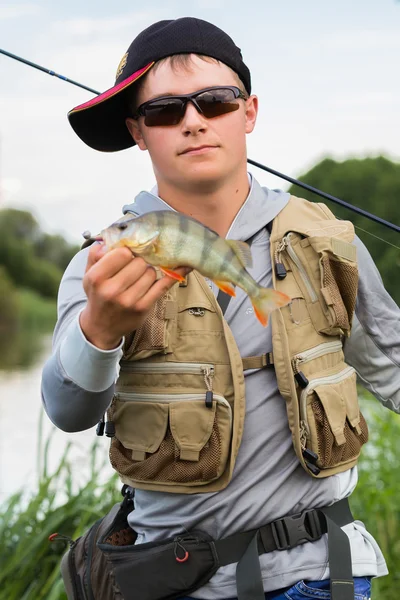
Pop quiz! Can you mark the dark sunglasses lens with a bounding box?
[143,99,184,126]
[197,88,241,118]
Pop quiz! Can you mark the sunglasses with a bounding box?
[132,86,248,127]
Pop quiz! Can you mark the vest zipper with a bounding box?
[114,391,231,413]
[292,341,343,374]
[292,341,343,390]
[118,362,215,408]
[299,365,356,441]
[119,361,214,375]
[278,233,318,302]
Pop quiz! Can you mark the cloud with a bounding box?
[323,29,400,51]
[330,91,396,108]
[52,10,160,37]
[0,3,40,20]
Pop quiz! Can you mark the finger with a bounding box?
[106,262,156,299]
[136,267,191,308]
[86,246,136,280]
[117,266,159,307]
[85,242,107,272]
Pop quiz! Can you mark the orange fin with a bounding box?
[253,306,269,327]
[227,240,253,268]
[160,267,185,282]
[251,289,291,327]
[213,280,236,296]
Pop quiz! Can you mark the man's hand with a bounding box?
[80,243,188,350]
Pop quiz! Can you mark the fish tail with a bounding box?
[251,288,291,327]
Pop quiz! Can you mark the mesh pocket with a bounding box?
[321,255,358,333]
[311,398,369,469]
[128,294,167,355]
[303,368,369,472]
[110,424,222,484]
[109,396,232,488]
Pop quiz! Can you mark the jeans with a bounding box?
[181,577,372,599]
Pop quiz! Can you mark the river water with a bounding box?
[0,335,114,503]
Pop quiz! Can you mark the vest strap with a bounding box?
[214,498,354,600]
[242,352,274,370]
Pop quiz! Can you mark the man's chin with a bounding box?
[182,173,225,192]
[179,164,228,188]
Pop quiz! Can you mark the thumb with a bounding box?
[85,242,107,272]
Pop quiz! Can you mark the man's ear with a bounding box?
[126,118,148,150]
[244,95,258,134]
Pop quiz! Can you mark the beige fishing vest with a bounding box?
[106,195,368,494]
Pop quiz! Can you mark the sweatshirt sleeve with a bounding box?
[344,235,400,412]
[41,246,123,433]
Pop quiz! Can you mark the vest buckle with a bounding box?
[269,509,323,551]
[189,307,205,317]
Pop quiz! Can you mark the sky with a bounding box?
[1,0,399,244]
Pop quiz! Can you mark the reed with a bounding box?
[0,426,119,600]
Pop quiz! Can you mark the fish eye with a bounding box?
[117,222,128,231]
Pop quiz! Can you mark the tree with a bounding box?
[288,156,400,305]
[0,208,79,298]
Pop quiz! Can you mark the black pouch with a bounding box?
[97,501,220,600]
[60,503,124,600]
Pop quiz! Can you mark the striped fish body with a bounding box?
[101,211,290,326]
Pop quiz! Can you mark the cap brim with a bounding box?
[68,62,154,152]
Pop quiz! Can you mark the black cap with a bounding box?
[68,17,251,152]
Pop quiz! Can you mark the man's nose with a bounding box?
[180,101,208,134]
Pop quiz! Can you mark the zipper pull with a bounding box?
[105,420,115,437]
[295,371,309,389]
[48,532,75,548]
[274,239,287,279]
[292,356,309,389]
[96,415,105,436]
[202,366,214,408]
[305,460,321,476]
[302,448,319,464]
[301,445,321,475]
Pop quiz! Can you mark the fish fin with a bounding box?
[227,240,253,268]
[160,267,186,282]
[213,280,236,297]
[251,289,291,327]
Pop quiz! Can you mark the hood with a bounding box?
[122,174,290,241]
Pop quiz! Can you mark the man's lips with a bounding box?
[179,145,218,155]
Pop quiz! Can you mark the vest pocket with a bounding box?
[123,291,176,360]
[304,236,358,337]
[299,366,368,471]
[109,392,232,488]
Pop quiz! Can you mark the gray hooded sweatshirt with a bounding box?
[42,175,400,598]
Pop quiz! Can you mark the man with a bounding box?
[42,17,399,600]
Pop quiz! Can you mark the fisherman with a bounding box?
[41,17,399,600]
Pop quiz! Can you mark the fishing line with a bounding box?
[1,47,399,238]
[353,225,400,252]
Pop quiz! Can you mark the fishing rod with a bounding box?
[1,48,399,234]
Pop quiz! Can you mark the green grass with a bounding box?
[350,392,400,600]
[0,424,119,600]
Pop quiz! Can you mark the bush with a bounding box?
[351,392,400,600]
[0,266,18,335]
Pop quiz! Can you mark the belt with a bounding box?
[215,498,355,600]
[122,487,355,600]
